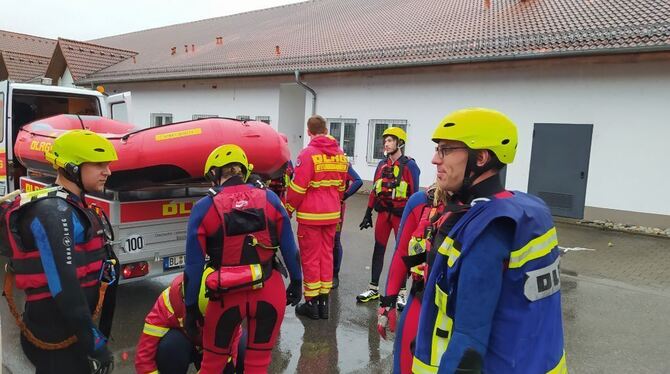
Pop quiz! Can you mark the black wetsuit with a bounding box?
[15,190,113,373]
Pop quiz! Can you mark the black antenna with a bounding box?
[75,115,86,129]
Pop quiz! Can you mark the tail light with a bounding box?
[122,261,149,279]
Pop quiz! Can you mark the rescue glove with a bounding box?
[377,295,398,340]
[453,348,483,373]
[286,279,302,306]
[359,207,374,230]
[88,345,114,374]
[185,304,204,343]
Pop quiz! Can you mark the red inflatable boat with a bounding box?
[15,115,291,190]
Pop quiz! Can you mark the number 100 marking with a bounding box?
[125,236,144,252]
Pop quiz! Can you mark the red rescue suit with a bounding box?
[267,161,294,203]
[184,176,301,374]
[135,275,242,374]
[286,135,347,298]
[382,191,465,373]
[367,156,420,287]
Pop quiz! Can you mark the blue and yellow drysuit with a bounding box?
[412,189,567,374]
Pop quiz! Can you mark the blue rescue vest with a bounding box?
[412,192,567,374]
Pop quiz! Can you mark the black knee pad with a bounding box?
[215,306,243,349]
[253,301,277,344]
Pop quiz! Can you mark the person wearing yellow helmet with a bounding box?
[183,144,302,373]
[5,129,118,373]
[357,126,420,305]
[412,108,566,374]
[135,273,247,374]
[44,129,118,197]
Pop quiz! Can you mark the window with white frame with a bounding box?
[236,115,251,121]
[151,113,173,127]
[328,118,356,159]
[192,114,218,120]
[255,116,271,125]
[367,119,408,163]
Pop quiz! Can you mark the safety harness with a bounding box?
[402,203,442,281]
[0,187,117,350]
[204,187,287,297]
[373,156,411,216]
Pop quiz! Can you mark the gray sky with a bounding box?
[3,0,305,41]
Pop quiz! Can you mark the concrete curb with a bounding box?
[553,216,670,240]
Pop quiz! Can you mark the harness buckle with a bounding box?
[99,259,118,286]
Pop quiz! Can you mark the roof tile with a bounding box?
[56,38,137,81]
[1,51,50,82]
[0,30,56,57]
[69,0,670,82]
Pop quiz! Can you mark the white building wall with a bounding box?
[104,58,670,217]
[107,77,283,128]
[308,60,670,217]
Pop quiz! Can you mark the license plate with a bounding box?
[163,255,185,270]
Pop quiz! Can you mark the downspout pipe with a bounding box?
[294,70,317,115]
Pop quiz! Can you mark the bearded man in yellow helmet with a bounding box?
[3,130,119,373]
[411,108,567,373]
[357,126,420,306]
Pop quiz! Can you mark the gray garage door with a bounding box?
[528,123,593,218]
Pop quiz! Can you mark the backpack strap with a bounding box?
[17,186,68,207]
[393,156,410,188]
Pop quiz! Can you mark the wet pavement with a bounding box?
[2,193,670,373]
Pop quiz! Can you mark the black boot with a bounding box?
[295,299,319,320]
[318,294,329,319]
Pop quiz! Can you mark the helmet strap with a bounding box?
[62,163,88,198]
[455,149,494,203]
[205,167,223,186]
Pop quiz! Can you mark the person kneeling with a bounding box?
[135,274,246,374]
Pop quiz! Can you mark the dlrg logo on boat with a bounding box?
[29,141,52,153]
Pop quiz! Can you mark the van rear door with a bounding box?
[105,92,132,123]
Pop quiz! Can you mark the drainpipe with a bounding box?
[294,70,317,115]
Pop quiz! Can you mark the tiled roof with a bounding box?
[0,30,56,57]
[78,0,670,83]
[0,50,50,82]
[0,30,55,81]
[53,38,138,81]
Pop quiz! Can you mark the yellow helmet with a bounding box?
[199,268,213,315]
[204,144,253,181]
[45,129,118,170]
[382,127,407,144]
[432,108,518,164]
